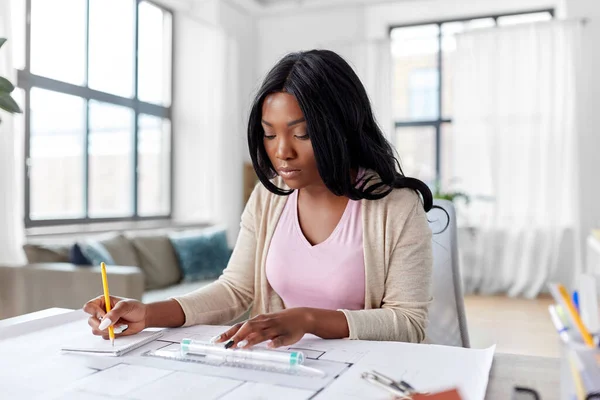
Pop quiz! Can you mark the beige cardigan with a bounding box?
[173,178,433,343]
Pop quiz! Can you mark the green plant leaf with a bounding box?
[0,93,22,114]
[0,77,15,93]
[0,38,6,50]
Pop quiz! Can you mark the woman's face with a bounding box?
[261,92,322,190]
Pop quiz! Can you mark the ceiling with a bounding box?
[228,0,419,15]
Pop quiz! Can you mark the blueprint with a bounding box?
[0,310,495,400]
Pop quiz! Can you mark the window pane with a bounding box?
[10,0,26,70]
[88,101,134,217]
[440,123,455,192]
[30,88,85,220]
[391,25,439,121]
[441,18,495,119]
[88,0,135,97]
[138,114,171,216]
[31,0,86,85]
[497,12,552,26]
[138,2,172,106]
[396,125,436,186]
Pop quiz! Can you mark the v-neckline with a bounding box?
[292,189,352,249]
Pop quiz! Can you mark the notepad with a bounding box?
[61,329,164,357]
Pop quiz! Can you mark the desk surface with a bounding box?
[2,308,560,400]
[486,353,560,400]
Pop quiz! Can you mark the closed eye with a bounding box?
[295,134,309,140]
[263,134,276,140]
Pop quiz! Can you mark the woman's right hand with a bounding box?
[83,295,148,340]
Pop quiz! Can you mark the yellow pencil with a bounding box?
[558,284,595,348]
[100,262,115,347]
[568,352,586,400]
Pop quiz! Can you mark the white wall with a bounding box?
[171,0,256,244]
[257,0,557,79]
[257,5,365,78]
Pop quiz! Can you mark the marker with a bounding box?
[181,339,305,366]
[548,305,570,344]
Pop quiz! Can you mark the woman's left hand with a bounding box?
[215,308,315,349]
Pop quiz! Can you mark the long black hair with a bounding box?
[247,49,433,212]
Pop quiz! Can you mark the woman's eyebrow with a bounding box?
[261,118,306,127]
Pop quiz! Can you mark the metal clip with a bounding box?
[361,370,419,399]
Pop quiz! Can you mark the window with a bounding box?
[15,0,173,227]
[390,10,553,190]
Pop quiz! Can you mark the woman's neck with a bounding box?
[298,182,347,206]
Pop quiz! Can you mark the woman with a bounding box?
[84,49,434,349]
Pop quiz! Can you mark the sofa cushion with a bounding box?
[128,234,182,290]
[69,243,92,265]
[169,228,232,282]
[23,244,71,263]
[78,234,139,267]
[79,240,115,266]
[99,234,140,267]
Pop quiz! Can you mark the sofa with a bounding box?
[0,225,231,320]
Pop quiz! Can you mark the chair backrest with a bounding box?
[425,199,470,347]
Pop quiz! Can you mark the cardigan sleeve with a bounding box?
[340,192,433,342]
[171,186,261,327]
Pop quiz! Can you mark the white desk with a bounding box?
[0,309,559,400]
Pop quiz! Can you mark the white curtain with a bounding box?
[0,0,26,265]
[452,20,583,297]
[317,39,394,141]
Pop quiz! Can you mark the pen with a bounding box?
[100,262,115,347]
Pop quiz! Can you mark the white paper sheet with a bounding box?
[62,328,163,356]
[159,324,231,344]
[313,343,496,400]
[128,371,243,399]
[0,315,102,398]
[70,364,173,397]
[53,391,113,400]
[219,382,314,400]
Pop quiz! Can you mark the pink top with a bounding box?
[265,189,365,311]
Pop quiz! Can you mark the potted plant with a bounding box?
[433,179,470,205]
[0,38,22,124]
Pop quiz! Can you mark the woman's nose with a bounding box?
[275,137,295,160]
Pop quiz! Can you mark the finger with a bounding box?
[215,323,243,343]
[238,328,279,349]
[88,316,101,330]
[83,300,107,319]
[268,335,296,349]
[98,301,130,331]
[229,319,271,347]
[109,296,123,308]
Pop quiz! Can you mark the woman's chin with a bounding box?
[279,176,304,190]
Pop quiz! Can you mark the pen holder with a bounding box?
[560,339,600,399]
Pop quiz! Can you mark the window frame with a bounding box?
[18,0,175,228]
[389,8,554,187]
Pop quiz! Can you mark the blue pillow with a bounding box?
[169,229,232,282]
[78,240,115,266]
[69,243,92,266]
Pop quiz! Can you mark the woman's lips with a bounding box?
[278,168,301,179]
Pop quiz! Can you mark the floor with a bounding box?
[463,294,559,358]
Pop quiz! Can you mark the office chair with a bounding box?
[425,199,471,348]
